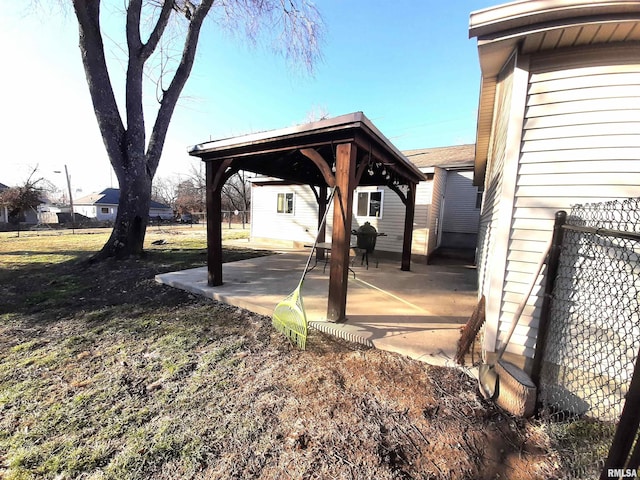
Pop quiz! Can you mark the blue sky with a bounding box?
[0,1,497,196]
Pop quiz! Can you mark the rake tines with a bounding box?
[272,289,308,350]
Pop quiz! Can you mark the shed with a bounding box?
[188,112,426,322]
[249,144,480,261]
[469,0,640,370]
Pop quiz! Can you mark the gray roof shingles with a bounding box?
[403,144,475,170]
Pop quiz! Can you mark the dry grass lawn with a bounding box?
[0,226,576,479]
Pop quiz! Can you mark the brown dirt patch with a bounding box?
[0,238,564,479]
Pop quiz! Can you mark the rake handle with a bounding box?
[300,187,338,283]
[496,240,552,362]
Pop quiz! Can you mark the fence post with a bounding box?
[531,210,567,390]
[600,342,640,477]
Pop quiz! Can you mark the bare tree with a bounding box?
[222,171,250,209]
[71,0,323,260]
[152,176,180,212]
[186,163,250,223]
[176,179,205,213]
[0,166,49,224]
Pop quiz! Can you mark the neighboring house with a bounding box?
[250,144,481,261]
[74,188,174,222]
[0,182,42,225]
[0,182,8,223]
[469,0,640,369]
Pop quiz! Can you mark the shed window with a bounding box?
[356,191,383,218]
[100,207,109,214]
[277,193,294,214]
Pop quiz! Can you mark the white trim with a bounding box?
[483,52,530,355]
[354,188,384,219]
[276,192,295,215]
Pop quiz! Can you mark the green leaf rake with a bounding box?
[272,187,336,349]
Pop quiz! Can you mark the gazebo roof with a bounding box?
[188,112,425,187]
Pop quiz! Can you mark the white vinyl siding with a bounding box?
[412,177,433,256]
[353,186,404,253]
[251,185,318,244]
[428,168,447,254]
[499,45,640,359]
[441,171,480,235]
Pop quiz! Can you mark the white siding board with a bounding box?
[516,172,640,186]
[524,110,640,129]
[516,185,640,198]
[528,85,640,105]
[520,146,640,162]
[522,135,640,151]
[528,73,640,94]
[526,98,640,117]
[518,159,640,174]
[510,229,553,242]
[514,196,622,208]
[522,122,640,141]
[510,218,555,232]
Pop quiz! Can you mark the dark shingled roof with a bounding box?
[75,188,171,210]
[403,144,475,170]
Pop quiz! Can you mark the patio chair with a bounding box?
[351,222,379,269]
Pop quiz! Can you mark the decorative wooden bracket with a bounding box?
[300,148,336,187]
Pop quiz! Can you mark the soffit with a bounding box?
[469,0,640,187]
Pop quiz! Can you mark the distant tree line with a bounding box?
[151,166,251,219]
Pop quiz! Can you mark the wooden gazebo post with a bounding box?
[205,159,235,286]
[401,182,417,271]
[327,142,357,322]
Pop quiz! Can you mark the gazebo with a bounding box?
[188,112,426,322]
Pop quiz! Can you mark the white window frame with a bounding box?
[100,207,110,214]
[276,192,295,215]
[355,189,384,219]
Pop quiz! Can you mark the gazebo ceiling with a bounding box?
[188,112,425,187]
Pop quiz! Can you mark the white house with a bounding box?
[250,144,481,262]
[74,188,174,222]
[469,0,640,370]
[0,182,9,224]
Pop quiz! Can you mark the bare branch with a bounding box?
[146,0,214,175]
[141,0,174,61]
[72,1,125,166]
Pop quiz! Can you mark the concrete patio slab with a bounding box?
[156,249,479,368]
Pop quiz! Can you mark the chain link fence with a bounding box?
[537,198,640,478]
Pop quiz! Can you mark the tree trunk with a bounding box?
[93,162,152,260]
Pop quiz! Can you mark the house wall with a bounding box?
[478,52,517,359]
[427,168,447,255]
[481,44,640,365]
[413,175,433,257]
[75,205,97,219]
[251,185,320,245]
[441,170,481,249]
[250,182,436,256]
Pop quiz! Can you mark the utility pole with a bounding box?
[64,165,75,229]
